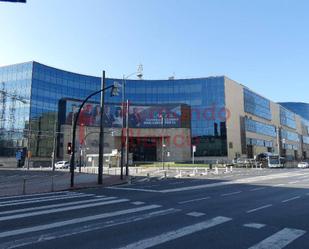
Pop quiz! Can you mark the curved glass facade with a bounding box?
[0,62,227,158]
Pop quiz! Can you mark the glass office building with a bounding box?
[0,61,227,159]
[279,102,309,121]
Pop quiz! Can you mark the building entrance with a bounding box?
[130,137,157,162]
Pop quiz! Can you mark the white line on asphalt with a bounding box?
[273,184,285,187]
[178,196,211,204]
[0,193,95,207]
[249,187,266,192]
[0,198,129,222]
[281,196,301,203]
[221,191,242,197]
[107,187,160,193]
[114,216,232,249]
[186,212,205,217]
[0,192,84,205]
[243,223,265,229]
[248,228,306,249]
[0,191,70,201]
[0,197,116,216]
[131,201,145,205]
[288,181,300,184]
[246,204,273,213]
[161,182,230,193]
[0,204,161,239]
[0,208,179,249]
[160,172,304,193]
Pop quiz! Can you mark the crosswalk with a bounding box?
[0,191,307,249]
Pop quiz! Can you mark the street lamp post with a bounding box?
[120,65,143,179]
[69,73,120,187]
[160,113,165,170]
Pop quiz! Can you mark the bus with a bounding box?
[256,152,283,168]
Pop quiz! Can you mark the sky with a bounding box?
[0,0,308,102]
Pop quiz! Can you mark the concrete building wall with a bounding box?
[60,125,191,163]
[224,77,308,161]
[224,77,245,160]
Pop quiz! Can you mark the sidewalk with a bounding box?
[0,168,126,197]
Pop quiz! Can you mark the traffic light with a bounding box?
[67,142,72,154]
[111,81,121,96]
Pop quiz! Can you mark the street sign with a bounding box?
[192,145,196,153]
[16,151,22,161]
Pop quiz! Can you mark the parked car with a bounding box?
[54,161,70,169]
[297,162,309,168]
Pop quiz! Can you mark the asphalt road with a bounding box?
[1,168,309,249]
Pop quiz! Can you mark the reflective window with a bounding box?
[244,88,271,120]
[280,106,296,129]
[281,129,299,142]
[246,137,273,148]
[303,135,309,145]
[283,143,298,150]
[245,118,276,137]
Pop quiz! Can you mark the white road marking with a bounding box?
[178,196,210,204]
[288,181,300,184]
[273,184,285,187]
[0,198,129,221]
[0,208,180,249]
[131,201,145,205]
[160,172,303,193]
[0,204,161,239]
[249,187,266,192]
[0,193,82,205]
[0,193,94,207]
[0,191,70,201]
[243,223,265,229]
[221,191,242,197]
[107,187,160,193]
[281,196,301,203]
[246,204,273,213]
[0,197,116,216]
[115,216,232,249]
[248,228,306,249]
[186,212,205,217]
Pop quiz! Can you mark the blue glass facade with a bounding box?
[303,135,309,145]
[280,102,309,121]
[281,129,299,142]
[0,62,227,158]
[245,118,277,137]
[0,62,32,156]
[280,106,296,129]
[244,88,272,120]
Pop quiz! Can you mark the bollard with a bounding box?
[147,173,150,181]
[22,178,26,195]
[225,165,228,173]
[164,171,167,179]
[51,176,54,192]
[215,166,219,175]
[230,166,233,173]
[136,167,138,174]
[205,168,208,175]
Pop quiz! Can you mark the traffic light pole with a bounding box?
[98,71,105,185]
[69,75,119,188]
